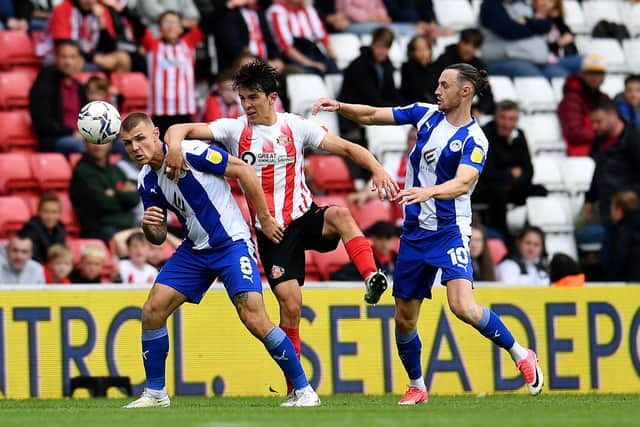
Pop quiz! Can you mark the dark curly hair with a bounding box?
[233,60,279,95]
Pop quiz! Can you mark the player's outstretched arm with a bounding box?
[319,133,399,200]
[311,98,396,125]
[225,157,284,244]
[164,123,214,181]
[141,206,168,245]
[396,165,480,205]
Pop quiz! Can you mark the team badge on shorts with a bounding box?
[271,265,285,279]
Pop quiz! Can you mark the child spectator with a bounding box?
[202,70,242,122]
[86,75,121,106]
[609,191,640,282]
[616,74,640,128]
[20,192,67,264]
[69,244,106,283]
[44,244,74,284]
[117,232,158,285]
[496,226,550,286]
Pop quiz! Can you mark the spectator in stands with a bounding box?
[533,0,582,75]
[202,70,242,122]
[30,39,87,154]
[69,140,140,243]
[0,235,45,284]
[427,28,496,115]
[19,192,67,264]
[44,243,73,284]
[549,252,585,287]
[473,100,547,238]
[400,34,438,104]
[314,0,351,33]
[116,231,158,284]
[470,223,497,281]
[557,54,609,156]
[0,0,28,30]
[68,243,105,283]
[382,0,453,38]
[127,9,205,138]
[479,0,573,78]
[330,220,398,281]
[335,0,391,36]
[616,74,640,129]
[609,191,640,282]
[136,0,200,30]
[210,0,284,74]
[338,27,401,137]
[267,0,338,75]
[15,0,55,31]
[496,226,550,285]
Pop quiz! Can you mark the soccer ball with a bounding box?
[77,101,122,145]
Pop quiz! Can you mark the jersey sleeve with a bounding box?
[460,135,488,173]
[207,118,241,152]
[137,170,161,210]
[295,115,327,149]
[392,103,436,126]
[183,140,229,176]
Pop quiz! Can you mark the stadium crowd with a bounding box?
[1,0,640,285]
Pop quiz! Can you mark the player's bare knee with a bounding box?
[325,206,355,232]
[141,300,168,328]
[449,301,475,324]
[394,314,417,332]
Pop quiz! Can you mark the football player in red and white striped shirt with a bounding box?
[267,0,338,75]
[163,61,398,399]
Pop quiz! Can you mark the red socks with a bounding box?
[344,235,377,279]
[280,325,300,394]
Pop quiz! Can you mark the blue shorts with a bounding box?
[155,239,262,303]
[393,228,473,300]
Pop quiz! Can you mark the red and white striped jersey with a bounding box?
[240,8,268,60]
[266,1,329,54]
[208,113,327,230]
[142,27,204,116]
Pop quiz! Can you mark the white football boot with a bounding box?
[280,387,321,407]
[123,389,171,408]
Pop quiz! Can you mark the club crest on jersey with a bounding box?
[449,140,462,152]
[270,265,285,279]
[276,135,292,145]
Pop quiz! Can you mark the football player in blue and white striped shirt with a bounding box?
[312,63,543,404]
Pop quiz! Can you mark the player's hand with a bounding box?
[259,215,284,244]
[165,145,188,182]
[310,97,340,115]
[142,207,165,227]
[395,187,432,205]
[370,168,399,201]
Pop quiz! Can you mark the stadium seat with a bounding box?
[513,77,557,113]
[388,38,407,69]
[110,72,148,113]
[72,71,108,85]
[433,0,477,30]
[303,250,322,282]
[532,155,566,193]
[526,195,574,233]
[623,3,640,36]
[488,76,518,103]
[600,74,625,99]
[68,152,82,169]
[582,0,623,31]
[286,74,329,116]
[0,30,40,70]
[311,241,350,280]
[306,110,339,138]
[0,196,31,238]
[0,153,38,195]
[348,198,393,232]
[306,155,354,194]
[314,194,348,208]
[324,73,343,99]
[328,33,361,70]
[54,192,81,237]
[561,156,595,194]
[518,114,566,156]
[0,71,36,110]
[576,38,626,73]
[0,111,38,152]
[29,153,72,192]
[432,34,459,59]
[365,125,410,163]
[546,233,578,260]
[487,238,508,265]
[66,237,113,276]
[622,38,640,72]
[551,77,566,102]
[563,0,589,34]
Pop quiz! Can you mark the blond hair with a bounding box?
[47,244,73,263]
[80,244,106,261]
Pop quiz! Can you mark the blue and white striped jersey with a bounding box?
[137,140,251,250]
[392,102,488,237]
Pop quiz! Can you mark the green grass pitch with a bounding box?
[1,394,638,427]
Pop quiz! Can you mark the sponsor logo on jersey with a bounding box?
[240,151,295,167]
[206,148,223,164]
[423,147,437,165]
[470,147,484,163]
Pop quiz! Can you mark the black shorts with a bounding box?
[256,203,340,287]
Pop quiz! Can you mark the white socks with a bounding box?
[409,377,426,391]
[509,341,529,362]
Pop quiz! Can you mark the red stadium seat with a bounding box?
[313,194,348,208]
[68,152,82,169]
[66,237,113,276]
[348,198,393,232]
[29,153,72,192]
[0,153,38,195]
[72,71,108,85]
[0,196,31,238]
[488,238,508,265]
[0,71,36,110]
[110,72,149,113]
[311,241,351,280]
[0,111,39,152]
[55,192,81,236]
[304,251,322,282]
[0,30,40,70]
[306,155,354,194]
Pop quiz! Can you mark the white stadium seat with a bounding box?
[622,39,640,72]
[600,74,625,99]
[582,0,624,31]
[527,195,574,233]
[432,34,460,59]
[514,77,557,113]
[551,77,566,103]
[518,114,566,156]
[561,156,595,194]
[433,0,477,30]
[532,155,566,193]
[365,125,411,163]
[576,38,627,73]
[324,73,343,99]
[286,74,329,116]
[623,3,640,36]
[306,111,340,138]
[489,76,518,103]
[328,33,361,69]
[563,0,589,34]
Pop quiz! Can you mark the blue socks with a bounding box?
[142,327,169,391]
[263,327,309,390]
[396,329,423,380]
[475,307,516,349]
